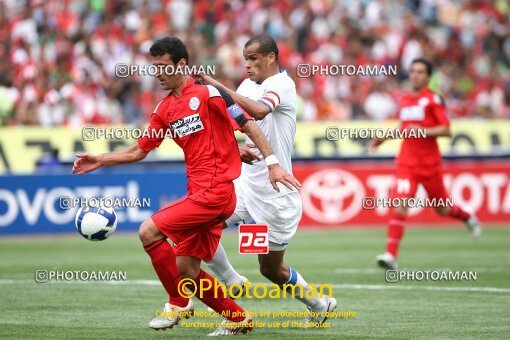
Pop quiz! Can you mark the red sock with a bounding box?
[144,239,189,308]
[386,214,405,258]
[448,205,470,222]
[193,269,246,322]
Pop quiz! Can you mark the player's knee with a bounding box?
[259,264,273,280]
[177,261,200,279]
[138,219,161,246]
[393,206,408,217]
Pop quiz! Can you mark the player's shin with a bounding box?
[143,239,189,307]
[281,266,327,311]
[206,243,245,286]
[448,205,470,221]
[192,269,246,322]
[386,214,406,258]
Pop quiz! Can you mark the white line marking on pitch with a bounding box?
[1,279,509,293]
[333,268,510,274]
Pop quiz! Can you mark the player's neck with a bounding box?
[171,76,190,97]
[412,86,427,95]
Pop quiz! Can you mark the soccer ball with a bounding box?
[75,205,117,241]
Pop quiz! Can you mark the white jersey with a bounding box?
[236,70,297,197]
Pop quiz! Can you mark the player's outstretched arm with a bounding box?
[365,138,386,154]
[72,144,149,175]
[422,125,452,137]
[242,120,301,192]
[197,74,270,120]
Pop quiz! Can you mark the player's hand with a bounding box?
[72,153,102,175]
[268,164,302,192]
[365,138,382,154]
[194,73,219,87]
[239,143,260,164]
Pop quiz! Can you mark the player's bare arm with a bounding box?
[72,144,149,175]
[366,137,386,153]
[197,74,270,120]
[241,119,301,191]
[418,125,451,137]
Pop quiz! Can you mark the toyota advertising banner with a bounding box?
[295,161,510,227]
[1,161,508,234]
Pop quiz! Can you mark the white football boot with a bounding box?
[376,252,399,270]
[208,314,253,336]
[465,213,481,239]
[304,295,338,328]
[149,299,194,330]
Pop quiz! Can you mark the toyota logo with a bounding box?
[301,169,365,224]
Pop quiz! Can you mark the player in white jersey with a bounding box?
[198,35,337,327]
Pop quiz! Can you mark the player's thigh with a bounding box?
[152,198,228,261]
[154,196,228,230]
[246,192,302,250]
[420,170,450,215]
[420,170,449,201]
[391,168,419,205]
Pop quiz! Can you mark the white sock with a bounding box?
[206,243,244,286]
[284,267,326,311]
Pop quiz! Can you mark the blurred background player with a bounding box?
[368,58,481,270]
[71,36,300,336]
[198,35,337,326]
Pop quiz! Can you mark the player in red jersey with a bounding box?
[368,58,481,270]
[72,37,300,336]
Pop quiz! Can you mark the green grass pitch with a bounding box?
[1,227,509,339]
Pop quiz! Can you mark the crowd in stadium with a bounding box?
[0,0,509,126]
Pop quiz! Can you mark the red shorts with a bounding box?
[391,167,449,200]
[151,182,236,262]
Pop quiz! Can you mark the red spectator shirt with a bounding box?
[396,87,450,169]
[138,77,241,192]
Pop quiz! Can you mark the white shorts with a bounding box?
[226,181,302,251]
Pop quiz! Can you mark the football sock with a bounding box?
[193,269,246,322]
[206,242,245,286]
[281,266,327,311]
[448,205,471,222]
[386,214,406,258]
[143,238,189,308]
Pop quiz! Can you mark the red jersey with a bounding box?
[138,78,241,192]
[396,87,450,169]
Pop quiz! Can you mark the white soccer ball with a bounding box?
[75,205,117,241]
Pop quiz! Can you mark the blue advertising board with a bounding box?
[0,169,188,235]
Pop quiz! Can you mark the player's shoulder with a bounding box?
[422,88,444,106]
[266,70,296,89]
[152,94,172,114]
[191,81,223,100]
[237,78,254,93]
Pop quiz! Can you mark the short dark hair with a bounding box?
[411,58,433,76]
[150,37,189,65]
[244,34,279,61]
